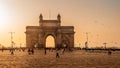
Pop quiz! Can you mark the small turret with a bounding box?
[57,14,61,23]
[39,14,43,23]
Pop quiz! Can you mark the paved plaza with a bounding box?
[0,49,120,68]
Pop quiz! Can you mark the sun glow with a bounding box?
[0,0,120,48]
[0,9,11,31]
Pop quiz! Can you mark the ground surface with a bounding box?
[0,49,120,68]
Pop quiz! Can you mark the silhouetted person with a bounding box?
[28,49,31,55]
[56,49,60,58]
[62,48,65,54]
[69,48,73,52]
[85,41,88,51]
[19,49,21,51]
[45,48,46,55]
[22,48,25,52]
[11,49,14,55]
[51,48,53,52]
[108,50,112,55]
[31,48,34,55]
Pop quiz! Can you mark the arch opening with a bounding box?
[45,35,55,48]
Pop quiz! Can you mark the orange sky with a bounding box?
[0,0,120,48]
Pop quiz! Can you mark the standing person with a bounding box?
[85,41,88,51]
[62,48,65,54]
[108,50,112,55]
[31,48,34,55]
[11,49,14,55]
[45,48,46,55]
[28,48,31,55]
[56,49,60,58]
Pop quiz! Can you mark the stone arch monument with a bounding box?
[25,14,75,48]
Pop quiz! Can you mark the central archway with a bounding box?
[45,35,55,48]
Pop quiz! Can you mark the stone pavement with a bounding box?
[0,49,120,68]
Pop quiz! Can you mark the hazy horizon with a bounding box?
[0,0,120,48]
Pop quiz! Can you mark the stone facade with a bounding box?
[25,14,75,48]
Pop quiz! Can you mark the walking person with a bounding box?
[28,48,31,55]
[45,48,46,55]
[31,48,34,55]
[56,49,60,58]
[10,49,14,55]
[62,48,65,54]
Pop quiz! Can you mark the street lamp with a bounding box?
[103,42,107,49]
[85,32,90,49]
[9,32,15,55]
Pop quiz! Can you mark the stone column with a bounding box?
[26,32,32,48]
[38,32,45,48]
[56,29,62,48]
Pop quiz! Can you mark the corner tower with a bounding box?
[57,14,61,23]
[39,14,61,27]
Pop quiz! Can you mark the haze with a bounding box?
[0,0,120,48]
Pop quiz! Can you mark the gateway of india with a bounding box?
[25,14,75,48]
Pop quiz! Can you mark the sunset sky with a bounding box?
[0,0,120,48]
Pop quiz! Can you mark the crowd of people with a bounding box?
[0,47,113,58]
[1,47,67,58]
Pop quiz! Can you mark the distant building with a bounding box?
[25,14,75,48]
